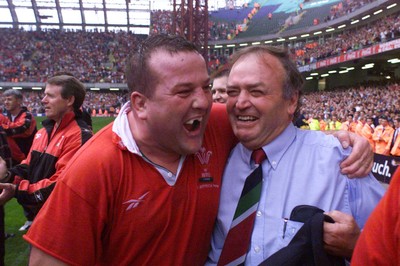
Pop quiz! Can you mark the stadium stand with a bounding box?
[208,0,379,40]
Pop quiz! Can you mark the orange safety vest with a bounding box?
[372,125,394,155]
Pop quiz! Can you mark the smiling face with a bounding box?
[134,49,212,157]
[226,53,298,150]
[212,75,229,103]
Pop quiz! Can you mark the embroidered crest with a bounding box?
[196,147,212,165]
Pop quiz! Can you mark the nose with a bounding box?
[214,91,223,102]
[41,95,48,103]
[235,90,251,110]
[193,88,211,110]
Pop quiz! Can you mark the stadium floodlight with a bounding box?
[321,74,329,77]
[346,67,355,71]
[227,44,236,47]
[12,87,23,90]
[310,72,319,76]
[214,45,223,48]
[264,40,273,44]
[32,87,42,90]
[305,77,313,80]
[288,36,297,40]
[351,20,359,25]
[362,65,374,69]
[338,24,346,29]
[326,28,334,32]
[90,87,100,91]
[388,58,400,64]
[313,31,322,35]
[239,43,248,46]
[362,15,370,20]
[386,76,391,79]
[301,34,309,38]
[110,88,120,91]
[251,42,261,45]
[328,70,337,74]
[338,70,348,74]
[387,3,397,9]
[373,9,382,15]
[277,38,285,42]
[0,87,2,90]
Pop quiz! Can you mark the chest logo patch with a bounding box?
[196,147,212,165]
[123,191,150,211]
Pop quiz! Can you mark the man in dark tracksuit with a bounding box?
[0,75,92,221]
[1,89,37,230]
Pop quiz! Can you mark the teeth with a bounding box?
[238,116,257,121]
[184,118,202,131]
[185,117,203,125]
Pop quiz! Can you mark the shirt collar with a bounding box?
[112,101,141,155]
[238,123,296,170]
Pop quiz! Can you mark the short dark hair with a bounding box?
[125,35,201,97]
[46,75,86,112]
[3,89,23,100]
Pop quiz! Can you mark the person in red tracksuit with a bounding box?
[0,74,92,220]
[1,89,38,231]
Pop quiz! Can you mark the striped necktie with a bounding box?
[218,148,267,266]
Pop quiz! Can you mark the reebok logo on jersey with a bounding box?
[123,191,150,211]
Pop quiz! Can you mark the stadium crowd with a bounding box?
[293,12,400,66]
[326,0,377,22]
[296,81,400,156]
[0,29,143,84]
[1,0,396,83]
[207,0,378,41]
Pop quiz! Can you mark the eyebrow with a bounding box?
[227,81,264,89]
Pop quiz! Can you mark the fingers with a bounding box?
[0,183,10,189]
[333,131,350,149]
[340,132,373,178]
[325,210,353,222]
[0,183,16,205]
[323,210,360,258]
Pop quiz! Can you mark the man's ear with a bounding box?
[287,91,299,116]
[130,92,148,119]
[67,96,75,108]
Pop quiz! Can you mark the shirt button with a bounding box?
[254,245,261,253]
[256,211,262,216]
[272,161,277,166]
[167,172,173,177]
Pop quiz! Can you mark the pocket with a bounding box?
[279,218,304,246]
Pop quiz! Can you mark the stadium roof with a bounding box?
[0,0,235,34]
[0,0,154,34]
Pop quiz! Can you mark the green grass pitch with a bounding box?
[4,116,115,266]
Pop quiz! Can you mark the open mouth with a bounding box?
[184,118,202,132]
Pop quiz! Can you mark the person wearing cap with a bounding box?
[372,115,394,155]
